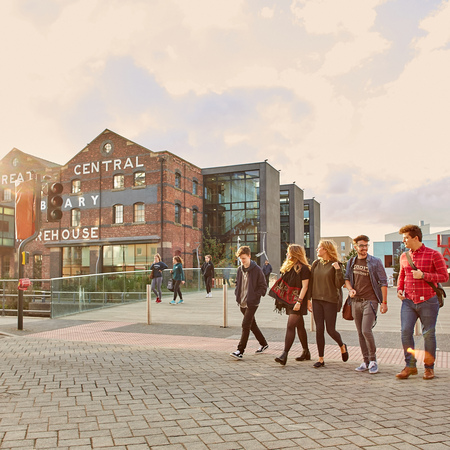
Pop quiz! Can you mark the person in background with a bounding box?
[396,224,449,380]
[201,255,215,298]
[230,246,268,359]
[273,244,311,366]
[170,256,185,305]
[308,239,348,368]
[150,253,168,303]
[345,235,388,374]
[262,260,273,288]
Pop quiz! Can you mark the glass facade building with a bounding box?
[280,189,290,261]
[204,170,260,260]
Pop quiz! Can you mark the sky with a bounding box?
[1,0,450,242]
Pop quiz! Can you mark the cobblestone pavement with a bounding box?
[1,334,450,449]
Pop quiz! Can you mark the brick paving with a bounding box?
[1,329,450,449]
[2,287,450,449]
[21,320,450,369]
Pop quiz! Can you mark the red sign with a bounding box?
[15,180,36,240]
[18,278,31,291]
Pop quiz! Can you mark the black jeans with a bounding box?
[237,306,267,354]
[204,276,213,294]
[312,299,344,358]
[284,312,308,352]
[173,280,183,301]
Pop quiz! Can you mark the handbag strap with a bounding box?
[405,251,440,295]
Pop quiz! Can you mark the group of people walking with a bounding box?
[149,253,216,305]
[149,254,185,305]
[230,224,448,381]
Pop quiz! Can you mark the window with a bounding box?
[113,204,124,224]
[193,180,198,195]
[175,203,181,224]
[193,208,198,228]
[62,247,90,277]
[102,243,157,273]
[71,208,81,227]
[33,254,43,287]
[134,171,145,187]
[71,179,81,194]
[3,189,12,202]
[113,174,124,189]
[175,172,181,189]
[134,203,145,223]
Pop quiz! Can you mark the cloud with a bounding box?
[1,0,449,241]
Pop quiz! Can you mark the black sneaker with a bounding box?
[230,350,243,359]
[255,345,269,354]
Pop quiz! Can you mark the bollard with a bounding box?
[222,284,228,328]
[146,284,152,325]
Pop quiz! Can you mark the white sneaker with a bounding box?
[205,294,209,298]
[355,362,369,372]
[209,293,212,298]
[368,361,378,374]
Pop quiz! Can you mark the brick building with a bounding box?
[1,130,203,279]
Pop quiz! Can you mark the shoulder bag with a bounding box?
[405,252,445,308]
[342,296,353,320]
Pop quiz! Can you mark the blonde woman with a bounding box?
[308,239,348,368]
[274,244,311,366]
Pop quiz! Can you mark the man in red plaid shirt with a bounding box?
[396,224,449,380]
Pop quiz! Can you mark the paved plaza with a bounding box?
[1,287,450,449]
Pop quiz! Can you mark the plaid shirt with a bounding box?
[397,245,449,303]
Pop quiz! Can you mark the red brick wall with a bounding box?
[20,130,203,277]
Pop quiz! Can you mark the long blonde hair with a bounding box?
[318,239,340,262]
[280,244,310,274]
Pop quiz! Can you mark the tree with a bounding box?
[202,227,225,263]
[342,247,357,268]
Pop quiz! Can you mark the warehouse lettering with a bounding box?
[38,227,99,242]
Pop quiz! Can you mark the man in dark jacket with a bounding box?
[262,260,272,287]
[230,246,268,359]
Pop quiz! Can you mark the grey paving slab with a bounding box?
[1,336,450,449]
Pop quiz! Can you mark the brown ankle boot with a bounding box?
[396,366,418,379]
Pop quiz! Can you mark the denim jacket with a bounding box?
[344,254,387,303]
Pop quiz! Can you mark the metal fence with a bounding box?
[1,279,52,317]
[1,268,279,319]
[50,268,246,318]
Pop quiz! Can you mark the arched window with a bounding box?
[113,174,124,189]
[71,179,81,194]
[134,203,145,223]
[193,180,198,196]
[113,204,124,224]
[134,171,145,187]
[192,208,198,228]
[175,203,181,224]
[175,172,181,189]
[71,208,81,227]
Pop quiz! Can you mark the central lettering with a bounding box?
[73,156,144,175]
